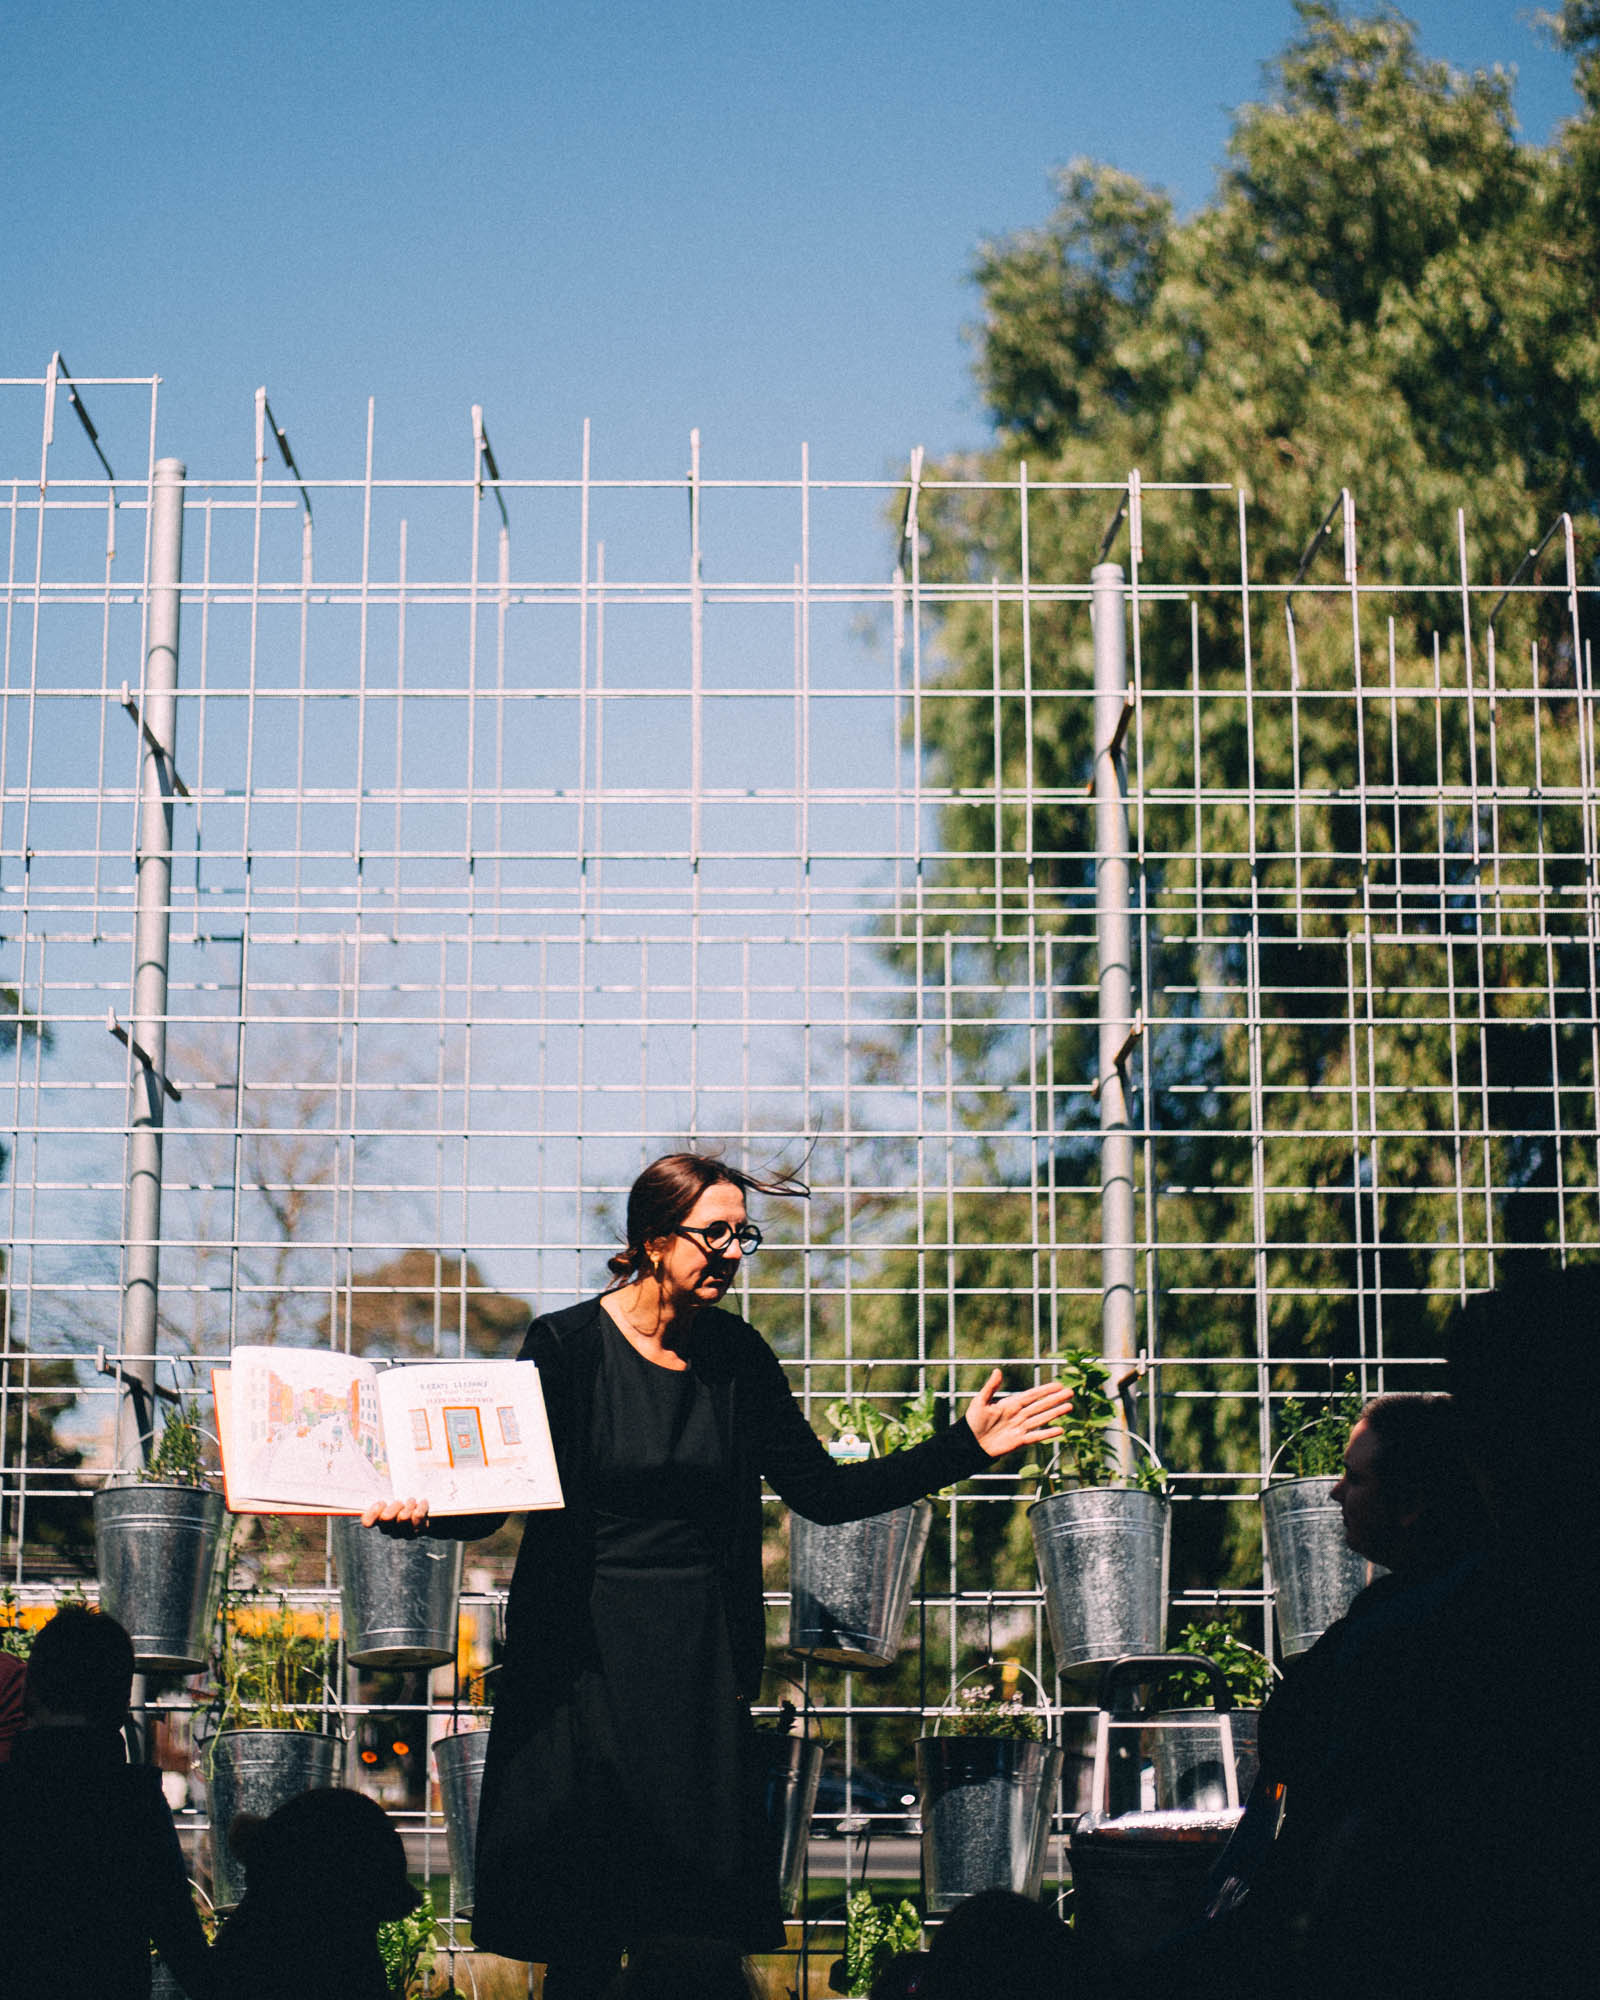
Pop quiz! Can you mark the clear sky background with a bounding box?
[3,2,1583,486]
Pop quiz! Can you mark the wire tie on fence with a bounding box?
[107,1008,183,1101]
[1089,1009,1144,1098]
[902,444,924,550]
[1084,689,1137,794]
[118,686,190,797]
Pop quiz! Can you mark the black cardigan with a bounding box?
[437,1296,988,1701]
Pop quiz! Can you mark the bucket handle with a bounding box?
[100,1424,226,1491]
[1088,1653,1240,1814]
[930,1659,1053,1736]
[1035,1426,1167,1491]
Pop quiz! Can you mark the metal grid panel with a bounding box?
[1,367,1595,1950]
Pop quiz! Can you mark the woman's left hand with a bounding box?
[964,1370,1074,1461]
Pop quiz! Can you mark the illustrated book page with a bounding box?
[214,1345,563,1516]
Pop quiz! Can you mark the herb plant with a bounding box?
[1,1583,90,1660]
[1277,1376,1365,1480]
[824,1385,939,1457]
[841,1889,922,1998]
[139,1399,208,1486]
[1167,1617,1274,1709]
[1024,1349,1165,1495]
[378,1889,439,1997]
[937,1675,1047,1742]
[218,1598,333,1733]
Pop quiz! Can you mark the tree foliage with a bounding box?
[867,2,1600,1595]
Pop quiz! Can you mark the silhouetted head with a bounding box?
[229,1787,418,1926]
[1332,1392,1488,1572]
[24,1607,133,1731]
[601,1934,763,2000]
[921,1889,1073,1999]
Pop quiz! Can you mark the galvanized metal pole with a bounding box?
[1092,560,1136,1472]
[117,456,185,1470]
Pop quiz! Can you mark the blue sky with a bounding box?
[4,2,1582,485]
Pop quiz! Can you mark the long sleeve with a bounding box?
[141,1772,219,2000]
[745,1334,987,1522]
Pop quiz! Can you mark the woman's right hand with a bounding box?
[361,1495,431,1534]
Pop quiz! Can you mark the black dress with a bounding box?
[463,1296,988,1966]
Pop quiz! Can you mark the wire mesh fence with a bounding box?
[1,364,1595,1967]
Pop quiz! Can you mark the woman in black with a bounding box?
[368,1153,1070,2000]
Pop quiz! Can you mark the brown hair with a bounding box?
[603,1151,809,1291]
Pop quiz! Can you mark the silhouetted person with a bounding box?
[599,1933,765,2000]
[210,1786,419,2000]
[920,1890,1074,2000]
[1147,1392,1489,2000]
[0,1647,24,1760]
[0,1605,214,1999]
[1432,1259,1600,2000]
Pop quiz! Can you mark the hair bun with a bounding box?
[606,1250,634,1276]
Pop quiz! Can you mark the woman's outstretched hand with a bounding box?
[360,1496,431,1534]
[964,1370,1073,1461]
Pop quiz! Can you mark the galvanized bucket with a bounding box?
[1262,1475,1372,1657]
[756,1727,824,1915]
[206,1727,341,1910]
[917,1736,1064,1912]
[1068,1657,1242,1963]
[1029,1486,1170,1678]
[434,1727,492,1917]
[788,1501,933,1669]
[94,1482,225,1674]
[332,1516,464,1669]
[1150,1707,1261,1812]
[1070,1808,1241,1960]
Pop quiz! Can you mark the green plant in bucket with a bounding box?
[1277,1375,1365,1479]
[138,1398,209,1487]
[1022,1350,1165,1495]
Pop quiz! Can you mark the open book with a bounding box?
[213,1345,563,1517]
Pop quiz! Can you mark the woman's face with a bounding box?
[648,1180,750,1313]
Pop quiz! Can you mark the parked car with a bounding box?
[811,1761,918,1836]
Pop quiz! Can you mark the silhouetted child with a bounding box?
[0,1605,214,1999]
[600,1934,766,1999]
[210,1785,419,2000]
[919,1890,1073,2000]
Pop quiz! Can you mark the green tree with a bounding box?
[867,2,1600,1593]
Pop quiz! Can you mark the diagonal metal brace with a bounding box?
[119,684,190,797]
[1090,1008,1145,1100]
[107,1008,183,1101]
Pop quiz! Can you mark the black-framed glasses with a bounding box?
[677,1220,763,1257]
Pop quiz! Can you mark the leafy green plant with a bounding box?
[1,1583,89,1660]
[1023,1349,1165,1495]
[1277,1376,1365,1480]
[218,1598,333,1732]
[1167,1617,1275,1710]
[139,1399,208,1486]
[824,1385,940,1457]
[841,1888,922,1997]
[937,1673,1047,1742]
[378,1889,439,1997]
